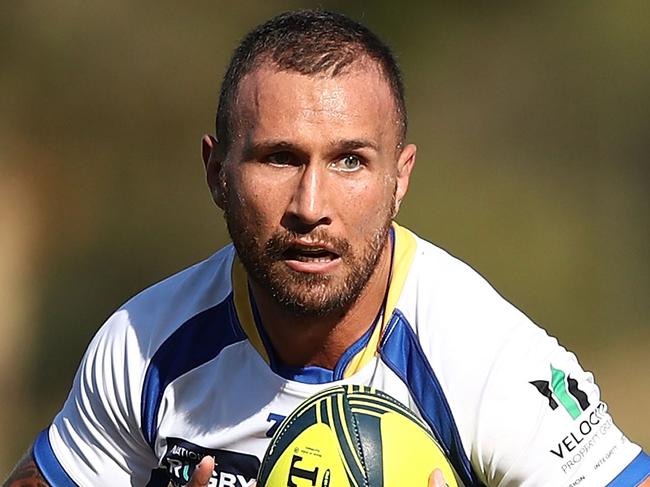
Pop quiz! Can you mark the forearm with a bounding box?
[2,450,50,487]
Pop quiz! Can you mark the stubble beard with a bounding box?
[224,202,393,318]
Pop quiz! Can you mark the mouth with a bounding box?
[282,242,341,273]
[284,245,339,262]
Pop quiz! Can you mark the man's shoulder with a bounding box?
[401,227,536,340]
[122,244,236,313]
[95,244,239,360]
[406,228,499,296]
[397,229,560,405]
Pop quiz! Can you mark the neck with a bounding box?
[250,239,392,370]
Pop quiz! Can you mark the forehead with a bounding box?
[231,62,400,148]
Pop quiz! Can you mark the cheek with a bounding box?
[340,179,395,228]
[346,176,395,210]
[230,172,287,224]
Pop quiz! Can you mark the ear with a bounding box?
[393,143,417,216]
[202,134,226,209]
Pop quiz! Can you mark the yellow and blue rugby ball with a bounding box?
[257,385,459,487]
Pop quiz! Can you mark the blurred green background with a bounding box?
[1,0,648,473]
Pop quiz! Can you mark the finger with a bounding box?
[428,468,447,487]
[187,455,214,487]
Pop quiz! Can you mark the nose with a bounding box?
[283,163,332,232]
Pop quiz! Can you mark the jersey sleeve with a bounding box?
[473,317,650,487]
[32,310,159,486]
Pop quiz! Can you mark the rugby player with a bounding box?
[4,9,649,487]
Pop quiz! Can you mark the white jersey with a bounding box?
[33,224,649,487]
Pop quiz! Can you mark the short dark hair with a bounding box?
[215,10,407,152]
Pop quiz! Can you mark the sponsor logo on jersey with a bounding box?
[529,365,626,478]
[161,437,259,486]
[549,402,608,459]
[530,365,590,420]
[546,401,624,477]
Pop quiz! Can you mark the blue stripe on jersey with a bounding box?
[607,451,650,486]
[248,285,380,384]
[379,310,485,487]
[274,362,335,383]
[141,293,246,448]
[33,429,79,486]
[333,314,379,380]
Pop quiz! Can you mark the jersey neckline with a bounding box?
[230,222,417,383]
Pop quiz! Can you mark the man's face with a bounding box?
[209,61,415,316]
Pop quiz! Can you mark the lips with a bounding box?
[263,232,349,274]
[283,243,340,263]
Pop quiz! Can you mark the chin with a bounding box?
[268,276,362,317]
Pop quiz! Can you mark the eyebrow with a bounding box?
[243,140,300,159]
[335,138,379,152]
[242,138,380,159]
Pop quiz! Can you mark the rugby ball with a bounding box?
[257,384,459,486]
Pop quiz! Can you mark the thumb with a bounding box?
[428,468,447,487]
[187,455,214,487]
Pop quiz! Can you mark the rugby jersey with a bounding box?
[34,224,650,486]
